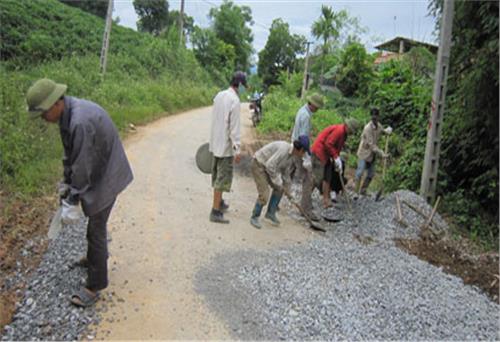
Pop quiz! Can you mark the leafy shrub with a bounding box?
[0,0,217,197]
[336,42,374,97]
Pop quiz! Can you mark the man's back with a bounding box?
[209,88,241,157]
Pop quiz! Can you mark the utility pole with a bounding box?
[179,0,185,44]
[301,41,313,100]
[420,0,455,203]
[99,0,113,75]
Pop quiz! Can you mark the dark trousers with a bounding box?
[86,199,115,291]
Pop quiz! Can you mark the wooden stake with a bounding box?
[423,196,441,230]
[396,194,403,221]
[401,199,442,231]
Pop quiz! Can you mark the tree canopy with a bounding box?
[59,0,108,18]
[191,27,236,85]
[209,0,254,71]
[311,5,348,78]
[133,0,169,36]
[258,18,306,88]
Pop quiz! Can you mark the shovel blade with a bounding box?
[310,221,326,232]
[48,207,62,240]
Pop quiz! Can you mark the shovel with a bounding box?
[375,136,390,202]
[283,190,325,232]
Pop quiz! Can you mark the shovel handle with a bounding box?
[283,190,326,232]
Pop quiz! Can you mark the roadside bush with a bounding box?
[0,0,218,198]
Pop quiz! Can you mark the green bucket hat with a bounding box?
[345,118,360,132]
[26,78,67,117]
[307,93,324,109]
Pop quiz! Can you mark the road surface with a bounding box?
[94,105,314,339]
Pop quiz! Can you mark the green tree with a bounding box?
[59,0,108,18]
[133,0,169,36]
[209,0,253,70]
[336,42,374,97]
[430,0,499,239]
[191,27,236,84]
[311,5,348,79]
[257,18,306,88]
[167,10,194,41]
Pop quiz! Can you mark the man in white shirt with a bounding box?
[208,71,246,223]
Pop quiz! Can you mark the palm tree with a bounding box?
[312,5,346,83]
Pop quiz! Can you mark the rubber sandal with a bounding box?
[70,287,99,307]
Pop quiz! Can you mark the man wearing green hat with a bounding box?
[290,93,324,221]
[26,78,133,307]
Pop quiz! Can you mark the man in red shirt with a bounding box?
[311,119,360,208]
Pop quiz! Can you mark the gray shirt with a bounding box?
[255,141,297,189]
[291,104,312,142]
[59,96,133,216]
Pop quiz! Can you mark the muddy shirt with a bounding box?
[255,141,296,189]
[357,121,385,162]
[59,96,133,216]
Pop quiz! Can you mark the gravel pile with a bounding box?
[289,187,448,244]
[1,218,104,341]
[195,189,500,340]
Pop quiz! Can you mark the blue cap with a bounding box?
[297,135,311,155]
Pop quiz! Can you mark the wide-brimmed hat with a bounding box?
[307,93,324,108]
[26,78,67,117]
[345,118,360,132]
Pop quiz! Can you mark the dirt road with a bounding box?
[94,105,314,339]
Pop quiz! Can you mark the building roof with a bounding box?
[375,36,438,54]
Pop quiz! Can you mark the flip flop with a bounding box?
[70,287,99,307]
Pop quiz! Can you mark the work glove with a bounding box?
[61,199,81,225]
[57,182,70,199]
[384,126,393,135]
[334,157,343,172]
[302,154,312,172]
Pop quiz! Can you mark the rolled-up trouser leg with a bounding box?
[301,170,313,214]
[251,159,270,206]
[86,199,115,291]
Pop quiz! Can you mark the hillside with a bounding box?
[0,0,217,330]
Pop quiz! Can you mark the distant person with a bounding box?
[249,136,310,229]
[355,108,392,195]
[291,93,324,221]
[208,71,247,223]
[26,78,133,307]
[311,119,360,208]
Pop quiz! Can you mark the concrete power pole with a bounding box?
[420,0,455,203]
[179,0,185,44]
[99,0,113,75]
[301,41,313,100]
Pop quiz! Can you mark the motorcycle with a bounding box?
[249,92,264,127]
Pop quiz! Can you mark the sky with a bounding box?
[113,0,438,59]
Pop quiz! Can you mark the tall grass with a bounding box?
[0,54,217,198]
